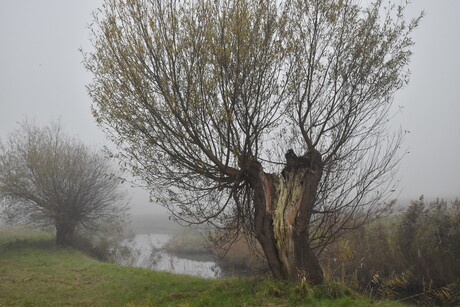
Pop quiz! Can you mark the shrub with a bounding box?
[322,197,460,305]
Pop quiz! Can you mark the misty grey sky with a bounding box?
[0,0,459,212]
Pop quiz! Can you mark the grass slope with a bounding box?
[0,227,406,306]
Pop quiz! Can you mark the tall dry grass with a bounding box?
[321,197,460,305]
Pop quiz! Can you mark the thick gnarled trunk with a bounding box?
[252,170,287,279]
[273,165,323,284]
[244,150,324,284]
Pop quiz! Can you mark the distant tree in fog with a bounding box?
[0,120,128,246]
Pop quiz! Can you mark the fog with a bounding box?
[1,0,459,219]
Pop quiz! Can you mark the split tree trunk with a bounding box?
[244,150,324,284]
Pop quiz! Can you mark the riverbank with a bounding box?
[112,232,220,278]
[0,226,406,306]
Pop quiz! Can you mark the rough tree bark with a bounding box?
[243,149,324,284]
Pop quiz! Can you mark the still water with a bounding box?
[112,233,221,278]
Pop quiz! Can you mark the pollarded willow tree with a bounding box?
[0,121,128,246]
[84,0,421,283]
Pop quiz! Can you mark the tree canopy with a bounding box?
[84,0,421,282]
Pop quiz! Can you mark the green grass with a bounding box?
[0,226,408,306]
[0,225,54,245]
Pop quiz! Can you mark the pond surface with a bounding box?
[112,233,221,278]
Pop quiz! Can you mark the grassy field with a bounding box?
[0,226,407,306]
